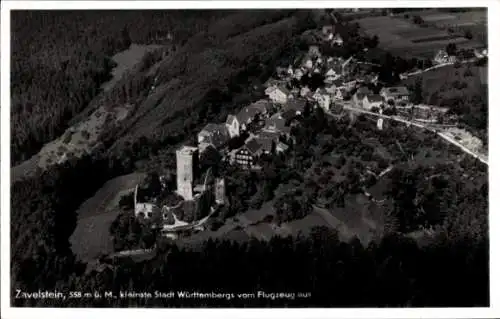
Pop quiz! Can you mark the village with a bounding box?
[130,17,487,240]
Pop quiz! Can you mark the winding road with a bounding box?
[332,104,488,166]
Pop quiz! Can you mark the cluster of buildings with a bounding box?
[133,145,226,228]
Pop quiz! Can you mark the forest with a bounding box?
[11,10,231,165]
[10,10,489,308]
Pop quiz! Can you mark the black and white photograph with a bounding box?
[1,1,498,317]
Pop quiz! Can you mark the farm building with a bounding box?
[380,86,410,104]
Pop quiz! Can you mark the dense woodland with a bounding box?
[11,10,231,164]
[11,10,488,307]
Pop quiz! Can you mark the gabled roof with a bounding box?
[284,98,307,112]
[266,85,290,96]
[264,115,287,132]
[255,136,274,153]
[249,99,273,113]
[382,86,409,96]
[282,109,298,121]
[365,94,384,103]
[199,123,229,147]
[236,106,260,124]
[244,138,263,155]
[357,86,373,95]
[259,128,282,140]
[314,87,329,95]
[200,123,222,133]
[276,142,289,151]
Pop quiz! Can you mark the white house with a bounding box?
[265,86,290,104]
[225,115,241,138]
[313,88,331,111]
[433,49,456,64]
[300,86,312,98]
[380,86,410,104]
[304,59,314,70]
[362,94,384,110]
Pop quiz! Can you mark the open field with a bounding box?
[355,15,483,59]
[70,173,145,261]
[101,44,165,92]
[420,10,487,27]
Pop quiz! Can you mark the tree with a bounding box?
[446,43,457,56]
[411,78,423,105]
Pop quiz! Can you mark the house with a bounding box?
[234,138,263,167]
[335,87,348,100]
[313,88,331,111]
[362,94,384,110]
[265,85,290,104]
[352,92,368,108]
[303,59,314,70]
[264,114,291,136]
[325,67,338,77]
[236,106,261,128]
[380,86,410,104]
[225,115,241,138]
[249,99,273,116]
[325,84,337,94]
[322,25,334,35]
[284,98,307,115]
[135,202,161,219]
[276,142,289,153]
[294,68,305,80]
[434,49,455,64]
[255,136,274,154]
[300,86,311,97]
[198,123,230,149]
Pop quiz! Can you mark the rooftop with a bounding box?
[382,86,409,96]
[178,145,198,155]
[365,94,384,103]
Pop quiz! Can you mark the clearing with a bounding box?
[70,173,145,262]
[355,15,483,59]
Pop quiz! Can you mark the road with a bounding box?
[402,59,478,79]
[333,104,488,166]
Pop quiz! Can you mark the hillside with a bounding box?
[10,9,318,302]
[11,10,231,165]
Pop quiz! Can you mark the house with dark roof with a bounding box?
[380,86,410,104]
[284,98,307,115]
[236,106,260,127]
[249,99,273,116]
[265,85,290,104]
[233,138,263,168]
[351,86,373,108]
[263,114,290,136]
[362,94,384,110]
[197,123,230,150]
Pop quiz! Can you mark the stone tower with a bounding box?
[176,146,199,200]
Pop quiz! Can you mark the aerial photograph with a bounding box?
[9,7,488,308]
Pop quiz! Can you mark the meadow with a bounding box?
[355,14,484,59]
